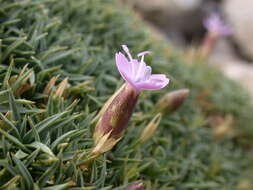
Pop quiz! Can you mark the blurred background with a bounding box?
[123,0,253,100]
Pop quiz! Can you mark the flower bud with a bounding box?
[124,182,145,190]
[140,113,161,143]
[54,78,69,98]
[92,84,139,155]
[154,89,189,115]
[91,84,126,124]
[212,115,234,138]
[43,75,60,95]
[54,77,69,98]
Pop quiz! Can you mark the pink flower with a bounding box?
[92,46,170,155]
[115,45,170,92]
[204,13,232,37]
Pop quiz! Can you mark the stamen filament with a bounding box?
[135,58,144,82]
[122,45,133,61]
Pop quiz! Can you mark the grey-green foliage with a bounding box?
[0,0,252,189]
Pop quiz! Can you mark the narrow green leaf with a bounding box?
[1,19,21,26]
[12,156,33,190]
[44,49,80,65]
[0,89,10,96]
[15,150,28,160]
[51,129,86,150]
[28,142,55,157]
[23,111,69,142]
[24,148,40,167]
[0,128,29,152]
[94,160,107,188]
[20,115,27,137]
[0,160,17,176]
[40,113,83,136]
[0,175,21,190]
[0,112,20,139]
[0,39,2,64]
[38,161,59,187]
[40,46,68,60]
[3,57,14,89]
[37,65,62,82]
[30,56,44,70]
[36,111,70,133]
[28,116,40,142]
[1,136,7,157]
[68,188,95,190]
[98,186,113,190]
[8,90,20,122]
[3,37,27,61]
[0,106,46,114]
[42,183,70,190]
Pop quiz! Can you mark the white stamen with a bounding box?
[144,66,152,81]
[122,45,133,61]
[135,60,145,82]
[138,51,151,63]
[140,55,144,63]
[137,51,151,57]
[134,51,152,82]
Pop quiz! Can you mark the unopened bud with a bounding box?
[16,84,34,96]
[91,84,126,124]
[154,89,189,114]
[9,75,18,85]
[124,182,145,190]
[54,77,68,98]
[212,115,234,138]
[140,113,161,143]
[43,75,60,95]
[92,84,139,155]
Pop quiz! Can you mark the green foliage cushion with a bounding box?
[0,0,252,189]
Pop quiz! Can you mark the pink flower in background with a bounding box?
[115,45,169,92]
[204,13,232,37]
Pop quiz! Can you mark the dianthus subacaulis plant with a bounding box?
[1,0,253,189]
[92,45,169,155]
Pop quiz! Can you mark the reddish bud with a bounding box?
[154,89,189,114]
[93,84,139,155]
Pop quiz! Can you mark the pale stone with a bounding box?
[224,0,253,60]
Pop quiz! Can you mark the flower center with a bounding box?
[134,53,152,82]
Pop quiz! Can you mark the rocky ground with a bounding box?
[124,0,253,99]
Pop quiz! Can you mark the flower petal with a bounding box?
[115,45,170,92]
[120,71,139,90]
[130,59,140,79]
[204,13,231,37]
[150,74,168,81]
[115,52,132,79]
[220,26,232,36]
[135,74,170,90]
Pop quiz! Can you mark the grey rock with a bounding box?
[224,0,253,60]
[210,39,253,101]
